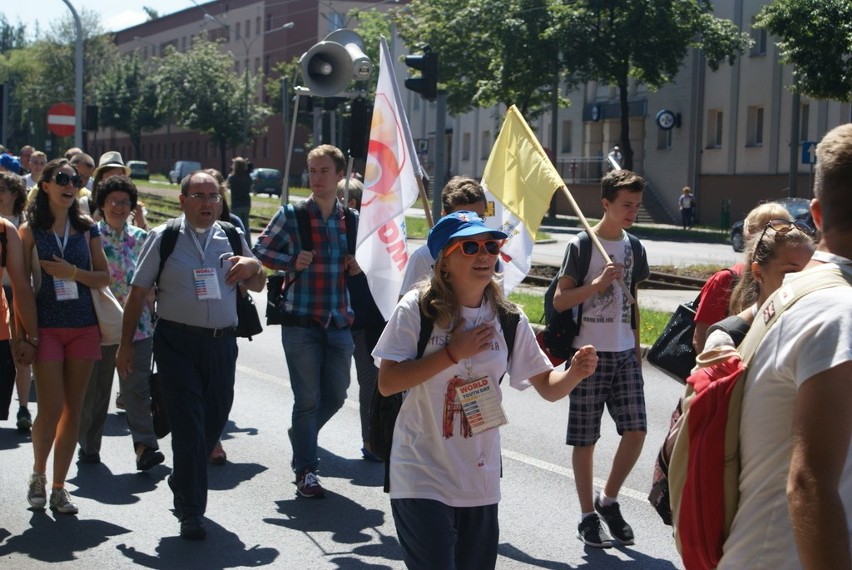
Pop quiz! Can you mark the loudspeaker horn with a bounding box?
[299,29,372,97]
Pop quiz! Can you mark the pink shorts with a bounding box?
[37,326,102,361]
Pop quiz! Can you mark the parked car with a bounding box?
[250,167,283,196]
[169,160,202,184]
[730,197,813,252]
[127,160,149,180]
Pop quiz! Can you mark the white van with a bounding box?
[169,161,202,184]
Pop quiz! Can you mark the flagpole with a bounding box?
[558,185,635,305]
[416,176,434,227]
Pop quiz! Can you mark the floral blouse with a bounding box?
[98,220,154,341]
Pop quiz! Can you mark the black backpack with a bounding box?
[542,231,643,360]
[370,302,520,492]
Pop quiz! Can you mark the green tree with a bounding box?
[550,0,751,170]
[757,0,852,102]
[0,15,27,53]
[95,52,163,159]
[157,38,271,172]
[7,10,118,152]
[393,0,568,120]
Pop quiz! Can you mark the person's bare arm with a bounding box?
[787,361,852,569]
[115,285,151,377]
[528,345,597,401]
[552,262,623,313]
[692,322,710,353]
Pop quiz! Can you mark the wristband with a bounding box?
[445,345,459,365]
[25,338,39,348]
[70,265,77,280]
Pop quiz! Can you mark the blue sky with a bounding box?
[7,0,190,35]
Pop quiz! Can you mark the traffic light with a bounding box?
[404,46,437,101]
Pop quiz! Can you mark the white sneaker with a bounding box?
[27,473,47,509]
[49,487,79,514]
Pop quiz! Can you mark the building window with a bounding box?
[746,106,764,147]
[256,17,261,36]
[481,130,491,159]
[235,22,241,41]
[706,109,723,148]
[561,120,572,153]
[245,19,250,38]
[800,103,810,142]
[750,20,767,57]
[657,127,672,150]
[462,133,471,161]
[265,14,272,32]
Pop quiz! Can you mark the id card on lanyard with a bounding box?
[186,220,222,300]
[53,219,79,301]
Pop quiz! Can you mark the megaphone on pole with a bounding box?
[298,30,372,97]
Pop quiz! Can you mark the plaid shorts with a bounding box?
[566,349,647,446]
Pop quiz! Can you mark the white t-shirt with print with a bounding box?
[372,290,552,507]
[559,232,648,352]
[720,262,852,569]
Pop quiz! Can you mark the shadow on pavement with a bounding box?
[0,510,129,563]
[499,541,680,569]
[116,518,280,568]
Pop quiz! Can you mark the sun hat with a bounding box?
[427,211,508,259]
[93,151,130,179]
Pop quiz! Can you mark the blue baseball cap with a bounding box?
[427,211,508,259]
[0,153,21,175]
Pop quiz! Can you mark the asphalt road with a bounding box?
[0,226,727,569]
[0,289,690,569]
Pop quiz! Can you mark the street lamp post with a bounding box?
[61,0,84,150]
[203,14,294,156]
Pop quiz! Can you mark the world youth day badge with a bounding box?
[455,376,508,435]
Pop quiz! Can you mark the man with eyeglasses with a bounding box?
[115,170,266,540]
[253,144,361,499]
[718,124,852,569]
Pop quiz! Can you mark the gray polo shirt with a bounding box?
[133,216,254,329]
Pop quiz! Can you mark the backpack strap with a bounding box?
[627,232,646,330]
[156,218,182,285]
[216,221,243,256]
[344,207,357,255]
[0,220,7,268]
[292,201,312,251]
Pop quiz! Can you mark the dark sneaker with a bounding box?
[49,487,79,514]
[296,469,326,498]
[577,513,613,548]
[594,496,635,545]
[16,407,32,432]
[77,449,101,464]
[179,516,207,540]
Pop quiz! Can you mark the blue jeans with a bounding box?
[281,325,353,473]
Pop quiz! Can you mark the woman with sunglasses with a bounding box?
[704,219,815,350]
[373,211,598,570]
[19,158,111,514]
[692,202,794,353]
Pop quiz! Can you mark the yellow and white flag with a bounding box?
[481,105,564,293]
[356,36,423,319]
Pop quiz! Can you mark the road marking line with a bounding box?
[239,363,647,503]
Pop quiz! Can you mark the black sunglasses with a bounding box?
[52,172,84,189]
[445,239,503,257]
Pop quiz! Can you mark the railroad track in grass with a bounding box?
[522,266,703,291]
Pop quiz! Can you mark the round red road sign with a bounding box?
[47,103,76,137]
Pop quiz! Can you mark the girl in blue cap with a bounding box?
[373,209,598,570]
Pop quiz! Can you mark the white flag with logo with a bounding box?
[356,36,423,319]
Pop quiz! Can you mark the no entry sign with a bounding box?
[47,103,76,137]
